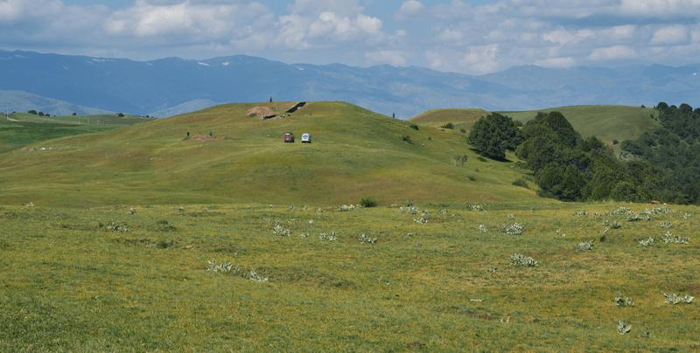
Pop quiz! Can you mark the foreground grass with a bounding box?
[1,202,698,351]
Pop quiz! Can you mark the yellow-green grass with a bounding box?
[0,113,150,153]
[0,102,541,207]
[410,108,488,131]
[501,105,660,145]
[1,202,698,351]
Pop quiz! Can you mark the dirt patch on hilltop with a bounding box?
[247,106,277,120]
[186,134,220,142]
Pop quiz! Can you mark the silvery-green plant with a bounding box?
[664,293,694,305]
[478,224,488,233]
[576,241,594,251]
[302,205,309,211]
[603,220,622,229]
[338,204,356,212]
[207,260,239,273]
[659,221,673,229]
[503,223,524,235]
[638,238,656,247]
[358,233,377,244]
[644,206,672,215]
[319,232,337,241]
[507,214,515,220]
[510,253,538,267]
[439,209,448,216]
[468,204,484,212]
[404,200,415,207]
[683,212,692,220]
[607,207,632,216]
[300,232,309,238]
[661,231,689,244]
[106,222,129,233]
[316,208,323,215]
[617,321,632,335]
[288,205,295,210]
[414,217,428,224]
[615,294,634,307]
[488,266,498,273]
[246,269,269,283]
[272,224,292,237]
[128,208,136,215]
[628,213,650,222]
[400,206,419,215]
[574,210,588,217]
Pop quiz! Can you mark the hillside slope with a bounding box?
[0,102,543,207]
[0,113,150,153]
[501,105,660,143]
[410,109,488,130]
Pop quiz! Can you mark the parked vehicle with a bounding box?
[284,132,295,143]
[301,133,312,143]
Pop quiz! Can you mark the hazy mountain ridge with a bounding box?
[1,50,698,117]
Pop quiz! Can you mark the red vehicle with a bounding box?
[284,132,295,143]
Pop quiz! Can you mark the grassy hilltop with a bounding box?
[412,105,660,145]
[0,101,539,207]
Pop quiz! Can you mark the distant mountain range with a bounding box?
[1,50,698,118]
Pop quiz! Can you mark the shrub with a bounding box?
[510,254,538,267]
[207,260,238,273]
[319,232,337,241]
[358,233,377,244]
[503,223,524,235]
[478,224,488,233]
[615,294,634,307]
[156,240,174,249]
[105,222,129,233]
[664,293,695,305]
[28,109,37,115]
[401,135,414,144]
[613,139,619,145]
[453,154,468,167]
[468,113,521,160]
[576,241,594,251]
[617,321,632,335]
[360,197,378,208]
[409,124,420,130]
[404,200,415,207]
[638,238,656,247]
[468,175,477,181]
[460,128,467,133]
[477,156,488,162]
[661,231,689,244]
[117,113,125,117]
[512,178,529,189]
[273,224,292,237]
[441,122,455,129]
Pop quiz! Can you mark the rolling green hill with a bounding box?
[0,113,151,153]
[410,108,488,130]
[0,101,542,207]
[502,105,660,144]
[412,105,660,145]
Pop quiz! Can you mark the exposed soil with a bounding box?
[186,134,220,141]
[246,106,277,120]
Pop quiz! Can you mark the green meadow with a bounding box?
[0,102,697,351]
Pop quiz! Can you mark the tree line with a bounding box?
[468,103,700,204]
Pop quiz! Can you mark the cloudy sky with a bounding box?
[1,0,700,74]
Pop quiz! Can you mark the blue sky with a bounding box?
[2,0,700,74]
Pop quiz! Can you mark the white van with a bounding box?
[301,133,312,143]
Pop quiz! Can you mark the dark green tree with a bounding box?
[468,113,521,160]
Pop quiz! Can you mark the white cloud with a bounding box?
[461,44,499,74]
[651,25,689,45]
[398,1,424,17]
[619,0,700,17]
[437,29,463,42]
[589,45,636,61]
[365,50,407,66]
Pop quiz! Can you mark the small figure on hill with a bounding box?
[209,130,214,137]
[392,113,396,119]
[269,97,273,103]
[186,131,190,139]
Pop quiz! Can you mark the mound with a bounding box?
[0,101,542,207]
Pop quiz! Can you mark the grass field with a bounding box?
[0,102,538,207]
[0,113,150,153]
[0,202,698,351]
[1,101,697,351]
